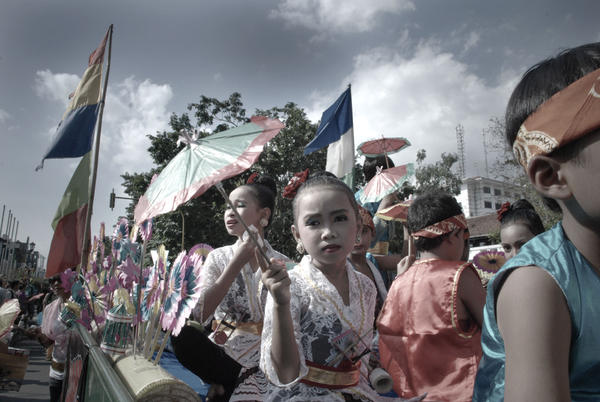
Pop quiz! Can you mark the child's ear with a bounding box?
[527,155,572,201]
[261,207,271,223]
[291,225,301,243]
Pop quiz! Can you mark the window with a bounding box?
[505,191,511,197]
[494,188,501,196]
[484,201,492,209]
[495,203,502,210]
[483,186,491,194]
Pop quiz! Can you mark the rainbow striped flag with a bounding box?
[36,28,109,170]
[44,27,110,277]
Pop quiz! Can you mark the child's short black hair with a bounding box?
[499,199,545,236]
[408,191,464,251]
[505,42,600,212]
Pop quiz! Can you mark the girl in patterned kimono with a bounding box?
[171,174,288,402]
[259,175,411,402]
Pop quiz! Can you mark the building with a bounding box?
[456,176,526,218]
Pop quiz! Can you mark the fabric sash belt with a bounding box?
[300,360,361,389]
[211,319,263,336]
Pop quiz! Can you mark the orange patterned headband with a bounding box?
[358,205,375,233]
[411,214,468,239]
[513,67,600,168]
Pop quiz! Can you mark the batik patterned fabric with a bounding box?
[194,239,288,401]
[513,67,600,168]
[411,214,468,239]
[260,256,384,402]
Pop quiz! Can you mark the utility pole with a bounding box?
[456,124,466,178]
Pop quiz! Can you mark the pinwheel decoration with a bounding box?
[117,256,140,291]
[171,252,204,336]
[160,251,187,332]
[112,217,129,257]
[472,250,506,285]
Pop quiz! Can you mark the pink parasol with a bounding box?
[359,163,414,204]
[357,136,411,158]
[134,116,284,223]
[375,199,413,223]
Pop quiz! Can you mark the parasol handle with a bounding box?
[215,182,270,268]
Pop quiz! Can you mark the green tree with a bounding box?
[413,149,463,195]
[121,93,325,260]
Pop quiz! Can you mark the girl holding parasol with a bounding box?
[171,173,289,402]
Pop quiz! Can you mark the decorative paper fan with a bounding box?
[472,250,506,283]
[171,252,205,336]
[160,251,188,331]
[188,243,213,263]
[141,264,162,322]
[0,299,20,340]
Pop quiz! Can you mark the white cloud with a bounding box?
[33,69,81,105]
[270,0,415,35]
[103,76,173,172]
[0,109,10,123]
[463,31,480,53]
[307,43,519,177]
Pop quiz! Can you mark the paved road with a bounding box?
[2,338,50,402]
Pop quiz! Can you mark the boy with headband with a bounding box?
[473,43,600,401]
[378,192,485,401]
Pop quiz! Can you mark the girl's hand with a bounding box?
[258,254,291,306]
[233,225,262,265]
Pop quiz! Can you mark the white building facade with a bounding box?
[456,176,526,218]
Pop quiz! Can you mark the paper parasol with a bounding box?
[359,163,414,204]
[0,299,20,339]
[375,199,413,223]
[472,250,506,283]
[357,136,411,158]
[134,116,284,223]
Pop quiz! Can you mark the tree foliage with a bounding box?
[413,149,463,195]
[121,93,325,260]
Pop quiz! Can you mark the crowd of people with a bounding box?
[5,41,600,401]
[168,41,600,401]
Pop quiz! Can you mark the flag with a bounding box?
[46,153,92,277]
[304,87,354,185]
[36,28,109,170]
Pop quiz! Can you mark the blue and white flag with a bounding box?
[304,87,354,186]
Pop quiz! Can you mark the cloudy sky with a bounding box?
[1,0,599,266]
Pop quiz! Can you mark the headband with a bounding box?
[411,214,468,239]
[357,205,375,233]
[513,67,600,168]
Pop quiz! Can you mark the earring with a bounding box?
[296,241,305,254]
[260,218,268,227]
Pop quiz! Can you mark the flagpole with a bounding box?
[78,24,114,275]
